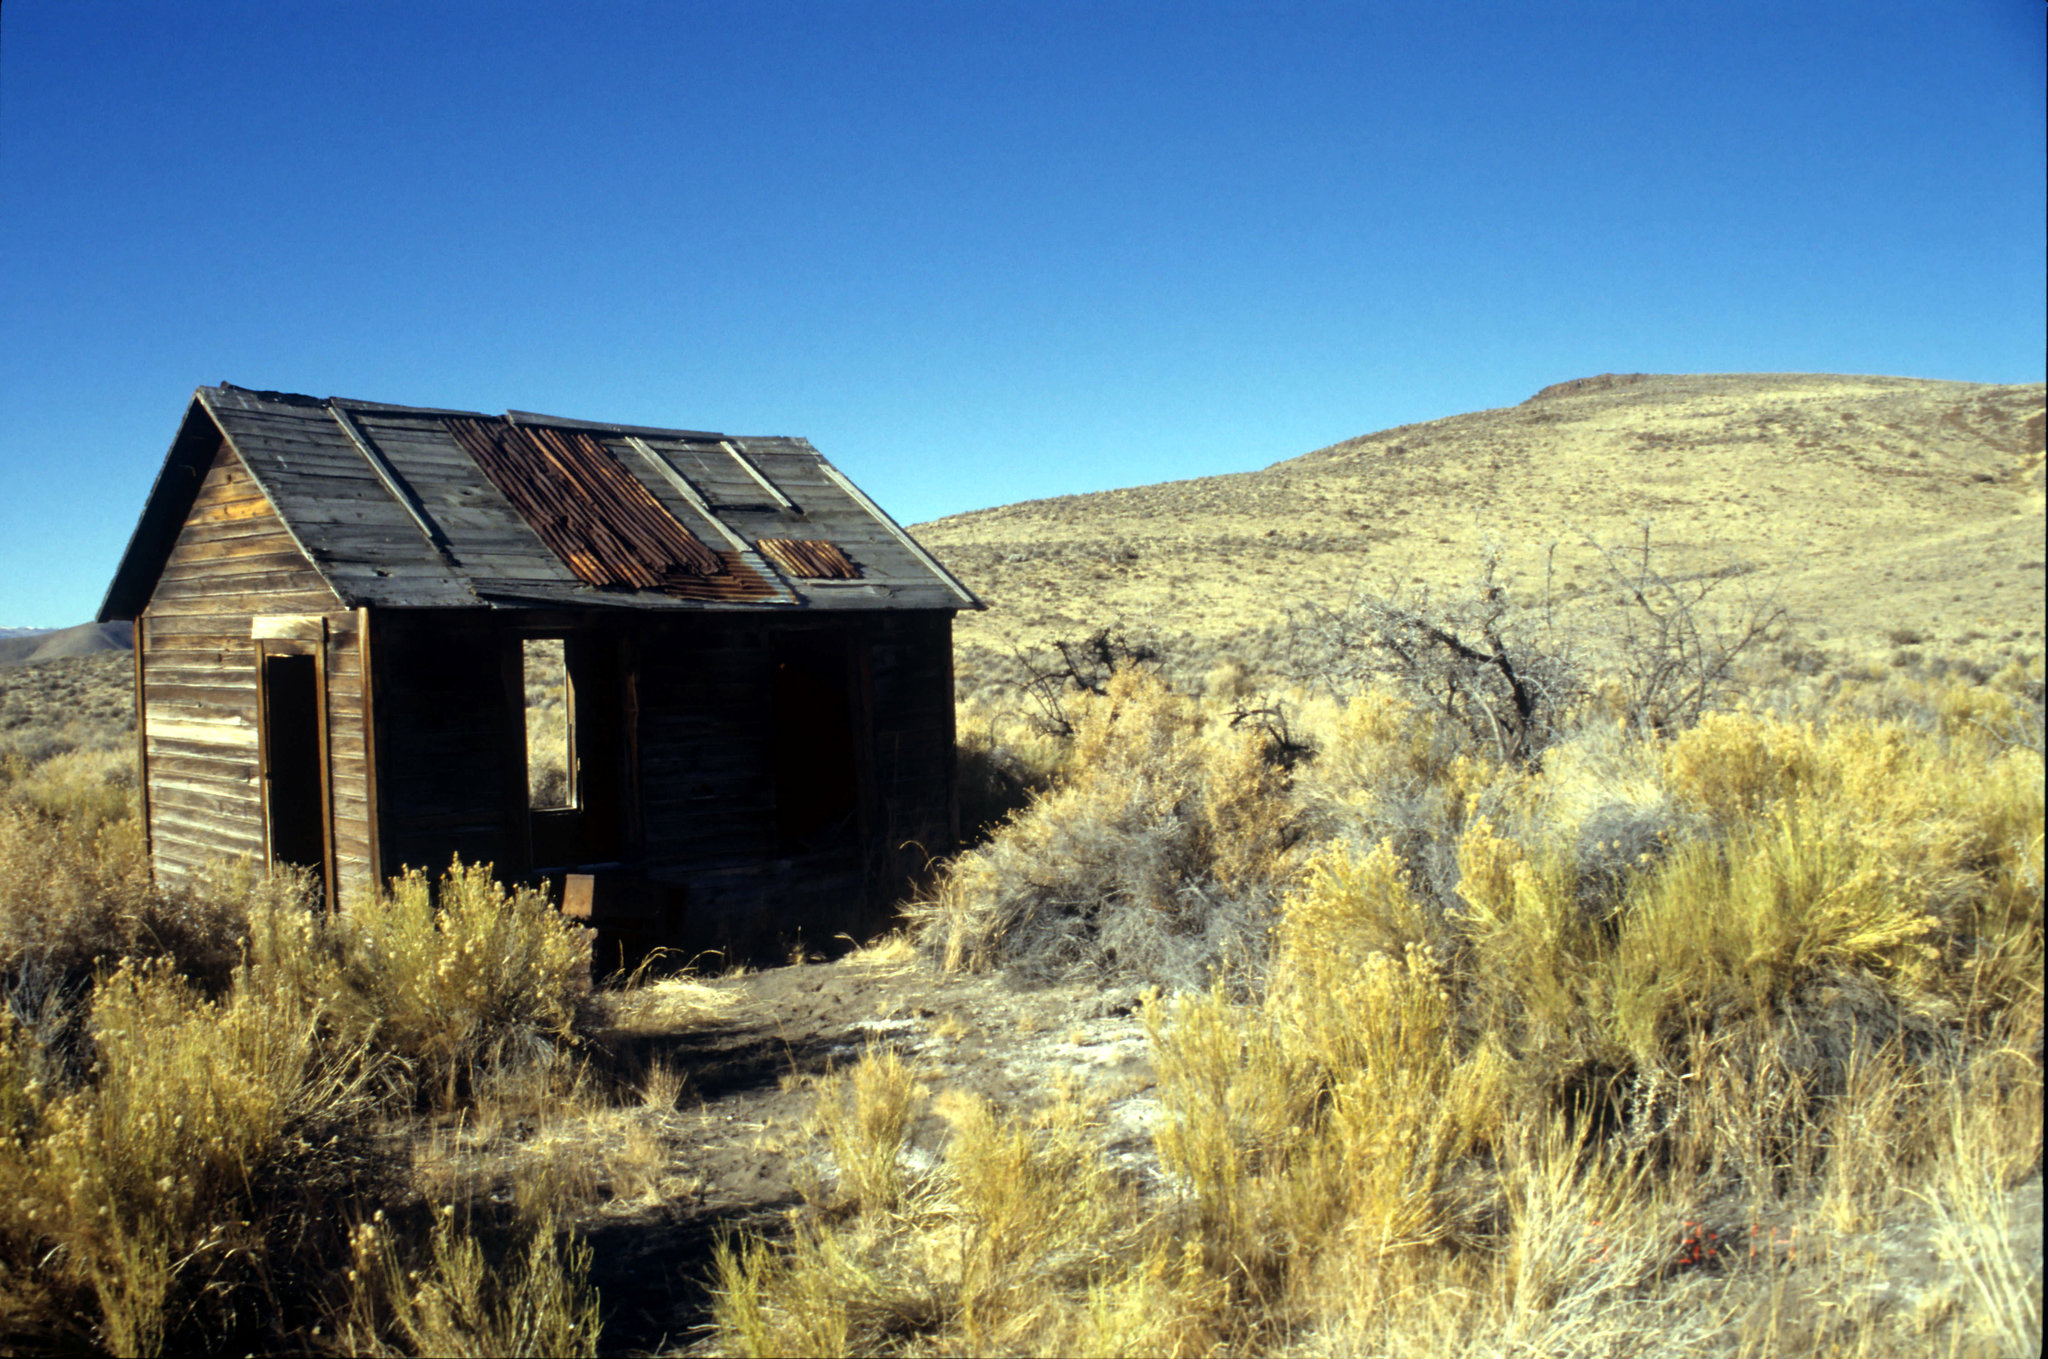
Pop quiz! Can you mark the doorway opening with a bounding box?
[261,652,328,889]
[772,632,862,852]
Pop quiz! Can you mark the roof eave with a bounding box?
[193,387,359,610]
[97,396,228,622]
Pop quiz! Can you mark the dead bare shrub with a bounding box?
[911,668,1302,988]
[1010,624,1162,738]
[1288,533,1787,767]
[1287,547,1586,766]
[1578,524,1787,734]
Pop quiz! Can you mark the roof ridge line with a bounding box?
[504,409,726,440]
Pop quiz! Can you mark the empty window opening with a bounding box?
[261,653,326,875]
[772,635,861,850]
[525,638,575,809]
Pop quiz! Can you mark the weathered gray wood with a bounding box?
[328,404,455,561]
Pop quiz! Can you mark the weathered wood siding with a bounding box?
[635,616,813,948]
[864,611,957,906]
[630,611,955,954]
[324,614,376,906]
[138,439,379,903]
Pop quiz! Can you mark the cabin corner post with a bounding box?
[132,616,153,876]
[313,633,337,913]
[942,613,960,848]
[358,606,383,896]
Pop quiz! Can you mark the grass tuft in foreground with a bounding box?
[0,772,608,1355]
[719,660,2044,1357]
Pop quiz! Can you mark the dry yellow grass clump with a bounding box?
[714,657,2044,1357]
[0,722,655,1355]
[914,668,1303,987]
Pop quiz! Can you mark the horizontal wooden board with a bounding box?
[143,751,257,783]
[184,494,283,526]
[162,526,304,562]
[145,612,270,639]
[148,588,345,616]
[151,807,265,851]
[152,560,333,596]
[145,730,260,761]
[143,663,255,690]
[145,715,259,748]
[159,552,327,590]
[144,645,253,669]
[151,777,261,818]
[144,679,259,708]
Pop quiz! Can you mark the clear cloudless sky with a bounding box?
[1,0,2042,626]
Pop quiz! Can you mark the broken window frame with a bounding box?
[522,635,578,813]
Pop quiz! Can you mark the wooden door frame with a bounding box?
[254,627,336,910]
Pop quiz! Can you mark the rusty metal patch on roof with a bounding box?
[446,418,779,601]
[756,538,861,580]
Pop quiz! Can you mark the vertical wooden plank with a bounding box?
[313,639,337,912]
[621,630,644,861]
[501,629,532,875]
[133,615,153,876]
[255,638,274,863]
[358,607,383,897]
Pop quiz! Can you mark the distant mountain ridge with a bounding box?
[0,622,132,668]
[915,372,2046,668]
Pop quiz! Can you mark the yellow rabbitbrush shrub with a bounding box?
[1289,688,1503,854]
[0,854,603,1353]
[0,747,136,839]
[1454,819,1596,1044]
[1661,700,2042,1025]
[333,1207,600,1359]
[713,1056,1205,1358]
[0,959,380,1355]
[1602,805,1951,1066]
[329,860,593,1104]
[1147,848,1510,1335]
[725,669,2043,1357]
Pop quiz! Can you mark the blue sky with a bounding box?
[1,1,2041,627]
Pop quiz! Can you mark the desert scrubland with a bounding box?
[0,372,2041,1356]
[921,372,2044,693]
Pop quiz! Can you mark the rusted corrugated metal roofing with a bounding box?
[755,538,861,580]
[97,384,983,620]
[447,418,780,602]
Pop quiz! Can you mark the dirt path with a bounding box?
[564,955,2041,1357]
[577,955,1161,1354]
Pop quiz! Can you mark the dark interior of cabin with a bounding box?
[350,608,954,963]
[260,653,326,877]
[772,630,862,854]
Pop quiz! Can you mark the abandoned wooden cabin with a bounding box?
[98,383,982,957]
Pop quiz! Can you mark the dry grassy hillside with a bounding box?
[917,373,2045,674]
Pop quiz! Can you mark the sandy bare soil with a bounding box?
[563,955,1159,1352]
[560,951,2041,1355]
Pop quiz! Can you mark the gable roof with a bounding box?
[100,385,982,620]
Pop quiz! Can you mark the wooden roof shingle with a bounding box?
[99,384,983,620]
